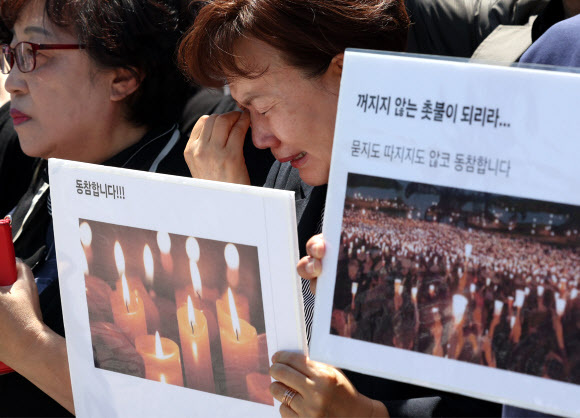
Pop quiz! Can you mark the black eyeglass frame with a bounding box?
[1,41,86,74]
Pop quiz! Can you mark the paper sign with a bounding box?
[310,50,580,417]
[50,159,306,417]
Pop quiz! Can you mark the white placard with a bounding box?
[310,50,580,417]
[49,159,306,417]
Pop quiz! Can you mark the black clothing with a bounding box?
[265,161,501,417]
[531,0,567,42]
[2,124,186,417]
[406,0,566,60]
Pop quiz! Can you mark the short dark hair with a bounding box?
[0,0,193,128]
[178,0,410,88]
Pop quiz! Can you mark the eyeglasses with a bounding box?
[0,41,86,74]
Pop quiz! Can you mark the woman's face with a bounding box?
[5,0,118,162]
[229,38,342,186]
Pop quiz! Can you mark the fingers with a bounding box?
[270,381,301,417]
[296,256,322,280]
[271,351,317,379]
[211,111,243,148]
[227,110,251,149]
[306,234,325,259]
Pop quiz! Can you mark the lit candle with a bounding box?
[538,285,545,297]
[186,237,200,262]
[218,287,250,323]
[465,244,472,258]
[494,300,504,316]
[110,242,147,343]
[224,243,240,288]
[217,288,258,399]
[411,287,418,303]
[143,244,154,291]
[79,221,93,266]
[452,294,468,325]
[351,282,358,310]
[394,279,401,295]
[514,290,525,308]
[556,296,567,317]
[177,296,214,392]
[157,231,173,275]
[136,331,183,386]
[110,273,147,343]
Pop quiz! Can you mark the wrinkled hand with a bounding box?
[0,260,44,365]
[184,111,251,185]
[296,234,325,294]
[269,351,388,417]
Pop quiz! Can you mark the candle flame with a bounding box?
[80,246,89,276]
[187,295,196,333]
[514,290,525,308]
[556,297,567,316]
[227,288,241,340]
[157,231,171,254]
[121,274,131,312]
[452,294,468,325]
[190,260,202,298]
[79,222,92,247]
[114,241,125,277]
[155,331,164,358]
[351,282,358,295]
[224,243,240,270]
[411,287,418,300]
[186,237,200,262]
[143,244,154,287]
[494,300,504,316]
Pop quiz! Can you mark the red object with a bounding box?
[0,216,16,374]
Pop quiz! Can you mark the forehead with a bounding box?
[228,38,292,103]
[12,0,71,41]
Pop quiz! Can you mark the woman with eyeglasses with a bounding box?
[0,0,196,415]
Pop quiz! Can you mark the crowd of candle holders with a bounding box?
[332,199,580,384]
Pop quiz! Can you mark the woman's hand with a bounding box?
[269,351,388,417]
[0,259,44,364]
[0,260,74,414]
[296,234,325,294]
[184,110,252,185]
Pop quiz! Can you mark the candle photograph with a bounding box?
[331,173,580,385]
[80,219,273,405]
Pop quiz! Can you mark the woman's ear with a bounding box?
[110,67,143,102]
[323,53,344,94]
[330,53,344,75]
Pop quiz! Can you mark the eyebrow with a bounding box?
[237,94,261,109]
[23,26,53,38]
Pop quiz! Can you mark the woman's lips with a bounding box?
[9,109,31,126]
[277,152,308,168]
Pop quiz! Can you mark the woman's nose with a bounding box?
[250,117,280,150]
[4,65,27,96]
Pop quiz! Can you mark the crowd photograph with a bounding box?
[332,173,580,385]
[0,0,578,415]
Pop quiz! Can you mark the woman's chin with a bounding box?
[298,167,330,187]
